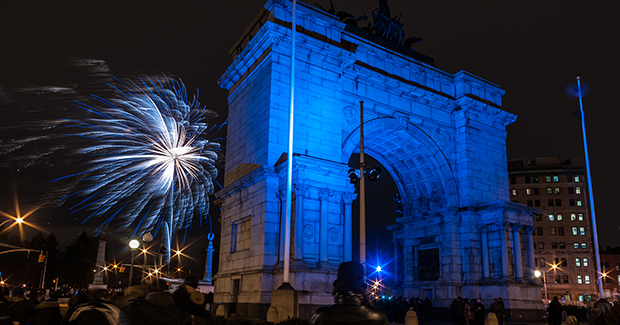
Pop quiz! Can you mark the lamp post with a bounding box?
[142,233,152,280]
[536,264,557,308]
[129,239,139,286]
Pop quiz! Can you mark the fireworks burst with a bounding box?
[57,76,221,242]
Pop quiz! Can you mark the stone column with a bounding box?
[342,193,356,262]
[293,184,307,260]
[393,240,400,283]
[499,222,510,279]
[525,226,536,283]
[277,190,285,264]
[480,226,490,280]
[319,188,332,265]
[512,225,524,282]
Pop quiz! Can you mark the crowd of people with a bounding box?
[450,296,499,325]
[0,275,211,325]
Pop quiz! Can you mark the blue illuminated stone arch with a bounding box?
[214,0,542,321]
[342,115,459,215]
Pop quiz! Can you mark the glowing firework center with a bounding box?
[214,0,542,321]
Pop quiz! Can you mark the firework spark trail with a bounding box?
[57,76,221,246]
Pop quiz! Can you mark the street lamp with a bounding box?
[536,264,558,308]
[128,239,139,286]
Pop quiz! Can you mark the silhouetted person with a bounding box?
[172,276,210,324]
[25,290,62,325]
[120,278,184,325]
[310,262,389,325]
[473,298,485,325]
[547,296,562,325]
[8,287,35,325]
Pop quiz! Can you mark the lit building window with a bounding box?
[534,176,539,183]
[553,176,559,182]
[577,199,583,206]
[555,187,561,194]
[585,275,591,284]
[571,214,576,221]
[572,227,578,236]
[549,214,555,221]
[576,187,581,194]
[577,275,583,284]
[547,187,553,195]
[579,227,585,236]
[578,295,584,301]
[557,214,563,221]
[617,275,620,284]
[575,258,581,267]
[511,189,517,196]
[526,188,532,195]
[546,176,552,183]
[578,214,584,221]
[581,242,587,249]
[573,242,579,249]
[574,175,580,182]
[583,258,589,267]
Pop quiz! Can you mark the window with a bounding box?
[568,187,574,194]
[537,228,543,236]
[525,176,531,183]
[616,263,620,271]
[574,175,580,182]
[538,242,544,249]
[576,258,581,267]
[583,258,589,267]
[526,188,532,195]
[511,189,517,196]
[548,199,554,207]
[553,176,560,182]
[585,275,591,284]
[555,187,561,194]
[539,258,546,267]
[603,262,610,269]
[231,217,252,252]
[534,188,540,195]
[586,295,592,302]
[511,177,516,184]
[617,275,620,284]
[571,214,577,221]
[534,176,539,183]
[550,227,557,236]
[576,187,582,194]
[555,275,561,284]
[535,200,541,207]
[547,187,553,195]
[556,199,562,206]
[572,227,578,236]
[577,275,583,284]
[549,214,555,221]
[574,242,579,249]
[582,242,587,249]
[546,176,552,183]
[562,275,569,284]
[558,227,564,236]
[577,199,583,207]
[578,295,584,301]
[570,199,575,206]
[605,277,612,285]
[535,214,542,221]
[578,214,584,221]
[564,293,571,301]
[559,242,566,249]
[527,200,533,207]
[557,214,563,221]
[552,242,558,249]
[580,227,586,236]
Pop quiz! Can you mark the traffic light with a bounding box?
[38,253,45,263]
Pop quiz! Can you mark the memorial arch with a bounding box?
[214,0,543,320]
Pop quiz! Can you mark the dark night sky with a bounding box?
[1,0,619,263]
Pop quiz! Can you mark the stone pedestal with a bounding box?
[270,283,298,322]
[89,238,107,290]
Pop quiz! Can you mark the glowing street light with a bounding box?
[129,239,139,286]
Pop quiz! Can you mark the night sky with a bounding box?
[1,0,619,268]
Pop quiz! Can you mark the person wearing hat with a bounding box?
[120,278,184,325]
[172,276,210,324]
[7,286,35,324]
[310,262,389,325]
